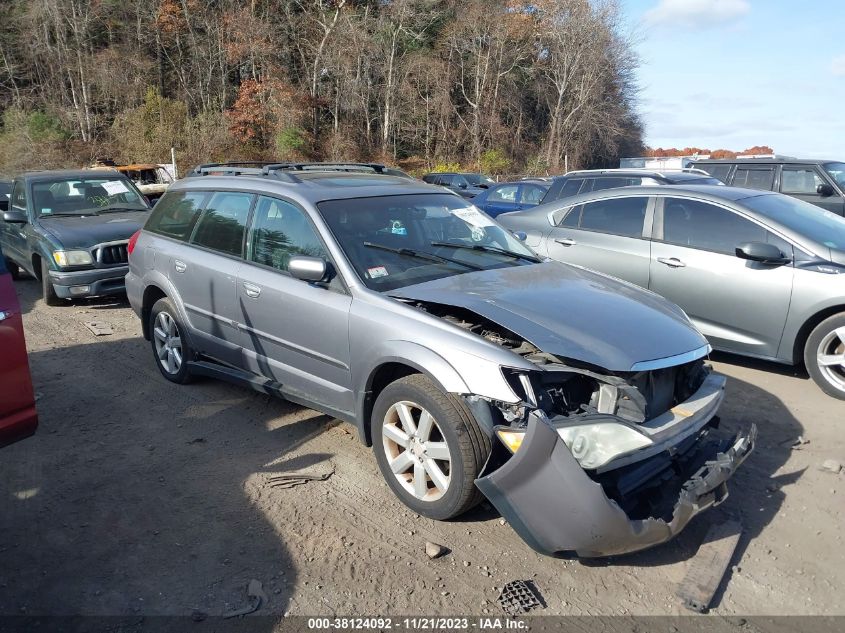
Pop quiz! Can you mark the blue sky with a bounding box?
[624,0,845,158]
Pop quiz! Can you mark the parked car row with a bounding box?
[9,157,843,559]
[498,183,845,399]
[692,158,845,215]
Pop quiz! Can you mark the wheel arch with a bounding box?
[356,349,470,446]
[31,252,43,280]
[141,284,168,340]
[793,304,845,366]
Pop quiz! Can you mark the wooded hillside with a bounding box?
[0,0,643,175]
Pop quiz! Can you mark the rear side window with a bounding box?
[145,191,207,241]
[662,198,766,254]
[698,164,732,183]
[487,185,519,203]
[558,205,581,227]
[578,197,648,237]
[733,167,775,191]
[556,178,585,200]
[520,184,547,205]
[589,177,642,192]
[191,191,254,256]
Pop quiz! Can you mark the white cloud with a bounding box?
[832,55,845,77]
[645,0,750,30]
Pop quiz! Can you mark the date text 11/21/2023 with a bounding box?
[306,617,528,630]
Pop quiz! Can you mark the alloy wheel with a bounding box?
[153,311,183,375]
[382,400,452,502]
[817,326,845,392]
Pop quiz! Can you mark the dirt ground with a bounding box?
[1,276,844,618]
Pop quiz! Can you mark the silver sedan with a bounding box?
[498,184,845,399]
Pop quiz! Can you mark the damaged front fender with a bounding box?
[475,410,756,558]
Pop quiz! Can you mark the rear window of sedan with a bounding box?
[742,193,845,251]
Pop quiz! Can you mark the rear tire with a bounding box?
[149,297,194,384]
[371,374,491,520]
[804,313,845,400]
[40,258,62,306]
[5,259,21,280]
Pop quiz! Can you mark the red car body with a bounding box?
[0,246,37,447]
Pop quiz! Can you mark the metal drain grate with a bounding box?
[497,580,543,616]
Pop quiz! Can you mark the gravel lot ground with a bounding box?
[1,277,844,618]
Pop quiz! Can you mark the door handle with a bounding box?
[657,257,686,268]
[174,260,186,273]
[554,237,576,246]
[243,282,261,298]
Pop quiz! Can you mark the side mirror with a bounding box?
[512,231,527,241]
[817,183,835,197]
[478,184,489,189]
[288,256,328,283]
[2,210,27,224]
[735,241,790,265]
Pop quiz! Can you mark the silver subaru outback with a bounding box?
[125,163,754,557]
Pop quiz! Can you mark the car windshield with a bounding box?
[742,193,845,251]
[32,176,149,217]
[318,193,540,291]
[823,162,845,189]
[464,174,495,186]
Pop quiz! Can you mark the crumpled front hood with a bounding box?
[38,211,150,249]
[390,261,708,372]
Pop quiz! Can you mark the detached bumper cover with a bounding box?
[476,410,756,558]
[48,266,128,298]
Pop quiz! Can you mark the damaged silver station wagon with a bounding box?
[126,163,755,557]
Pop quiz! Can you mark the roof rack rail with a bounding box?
[187,162,301,183]
[264,162,388,173]
[564,167,711,178]
[187,161,389,181]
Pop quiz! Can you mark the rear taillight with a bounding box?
[127,230,141,256]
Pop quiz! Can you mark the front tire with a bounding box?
[149,297,194,384]
[805,313,845,400]
[5,258,21,280]
[371,374,491,520]
[40,258,62,306]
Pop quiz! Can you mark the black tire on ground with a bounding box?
[371,374,491,520]
[149,297,194,384]
[804,312,845,400]
[5,258,21,280]
[40,258,62,306]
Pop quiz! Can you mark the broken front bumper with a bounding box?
[475,410,756,558]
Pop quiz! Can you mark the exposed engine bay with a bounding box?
[410,300,709,427]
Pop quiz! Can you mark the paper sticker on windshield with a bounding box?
[102,180,129,196]
[451,206,493,228]
[367,266,389,278]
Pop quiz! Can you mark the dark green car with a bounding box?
[0,170,151,305]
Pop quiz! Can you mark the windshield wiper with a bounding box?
[51,210,99,216]
[363,241,483,270]
[90,205,148,213]
[430,241,541,263]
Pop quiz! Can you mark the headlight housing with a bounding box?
[53,250,93,266]
[557,422,653,470]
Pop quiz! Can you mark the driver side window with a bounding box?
[661,198,766,255]
[11,182,27,212]
[248,196,327,273]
